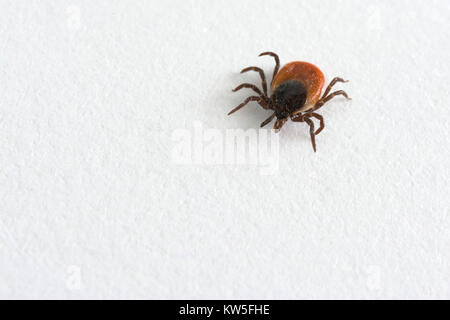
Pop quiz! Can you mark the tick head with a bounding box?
[275,109,289,120]
[273,117,287,132]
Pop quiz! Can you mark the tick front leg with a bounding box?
[290,114,317,152]
[228,96,268,115]
[260,113,276,128]
[303,118,317,152]
[310,113,324,135]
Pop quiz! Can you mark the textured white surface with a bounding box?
[1,0,450,299]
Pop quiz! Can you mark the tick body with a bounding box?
[229,52,351,152]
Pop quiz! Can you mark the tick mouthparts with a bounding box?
[273,118,287,132]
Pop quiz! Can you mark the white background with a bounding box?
[1,0,449,299]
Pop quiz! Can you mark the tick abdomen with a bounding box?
[271,61,325,112]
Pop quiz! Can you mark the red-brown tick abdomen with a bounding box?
[271,62,325,112]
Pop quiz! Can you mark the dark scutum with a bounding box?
[272,80,307,119]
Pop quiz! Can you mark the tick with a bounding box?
[228,52,351,152]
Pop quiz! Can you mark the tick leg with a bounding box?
[232,83,264,97]
[322,77,349,99]
[228,96,268,115]
[303,117,317,152]
[232,83,270,105]
[240,66,268,96]
[259,52,280,86]
[323,90,351,104]
[291,114,317,152]
[313,90,352,112]
[260,113,276,128]
[310,113,325,135]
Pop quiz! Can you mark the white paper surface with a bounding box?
[1,0,449,299]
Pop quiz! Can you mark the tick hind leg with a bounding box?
[322,77,349,99]
[313,90,352,112]
[232,83,263,97]
[232,83,270,106]
[228,96,269,115]
[259,52,280,86]
[240,66,268,96]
